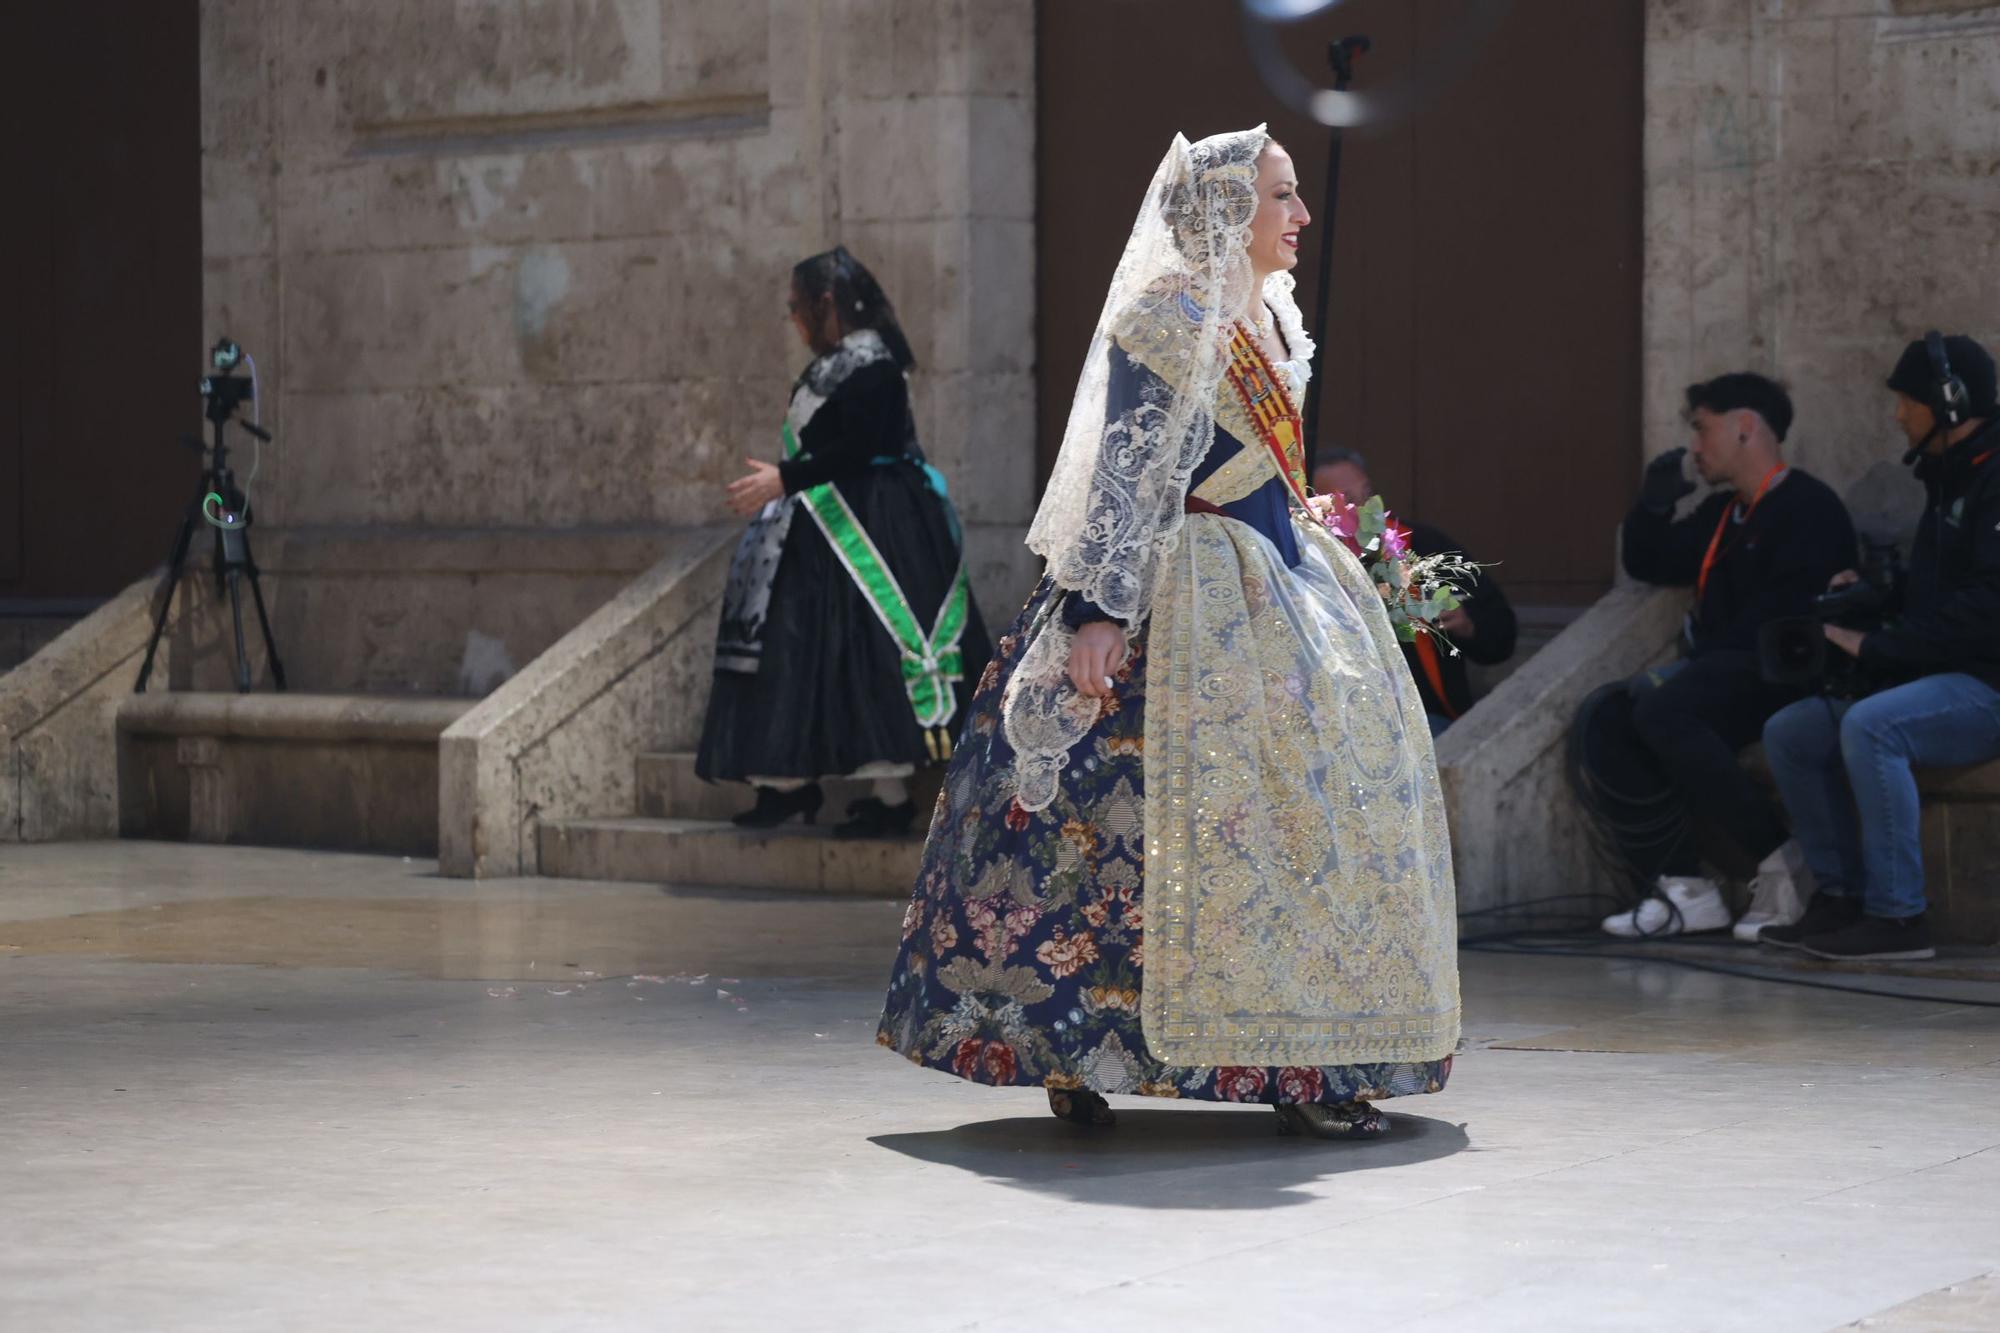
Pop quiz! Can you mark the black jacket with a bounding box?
[1404,520,1516,719]
[777,361,914,494]
[1622,468,1857,657]
[1862,421,2000,687]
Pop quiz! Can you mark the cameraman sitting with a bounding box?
[1585,374,1858,938]
[1759,335,2000,962]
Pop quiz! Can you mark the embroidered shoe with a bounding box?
[1732,840,1814,942]
[1758,890,1863,951]
[1047,1087,1116,1126]
[1600,875,1732,938]
[1275,1101,1386,1139]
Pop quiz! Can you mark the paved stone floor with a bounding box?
[3,842,1997,1332]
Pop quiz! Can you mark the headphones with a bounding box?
[1925,329,1971,429]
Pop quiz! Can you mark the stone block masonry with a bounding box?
[199,0,1040,682]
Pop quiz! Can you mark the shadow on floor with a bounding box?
[871,1107,1470,1210]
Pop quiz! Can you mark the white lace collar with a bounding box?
[1261,273,1314,402]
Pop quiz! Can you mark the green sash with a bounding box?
[784,423,972,739]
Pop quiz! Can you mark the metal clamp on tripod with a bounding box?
[134,337,287,694]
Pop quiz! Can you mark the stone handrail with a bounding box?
[1,575,165,842]
[1434,581,1685,915]
[119,692,471,742]
[438,527,735,878]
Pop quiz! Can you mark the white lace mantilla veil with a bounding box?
[1004,124,1311,811]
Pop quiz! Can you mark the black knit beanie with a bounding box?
[1887,334,1999,418]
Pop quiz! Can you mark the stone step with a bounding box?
[538,816,922,898]
[635,751,943,823]
[118,691,476,856]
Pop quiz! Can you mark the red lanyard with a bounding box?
[1696,465,1786,599]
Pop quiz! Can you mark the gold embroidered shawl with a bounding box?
[1139,375,1460,1068]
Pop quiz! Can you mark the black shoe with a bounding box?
[1047,1087,1116,1126]
[1800,914,1936,962]
[831,796,917,840]
[730,784,823,829]
[1758,890,1863,951]
[1274,1101,1387,1139]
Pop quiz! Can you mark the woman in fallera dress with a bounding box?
[699,247,990,838]
[877,127,1461,1137]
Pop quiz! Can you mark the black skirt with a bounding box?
[696,462,992,783]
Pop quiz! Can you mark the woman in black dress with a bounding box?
[698,247,990,837]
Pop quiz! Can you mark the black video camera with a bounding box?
[1758,540,1901,694]
[199,338,254,427]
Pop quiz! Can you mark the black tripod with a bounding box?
[134,391,287,694]
[1303,33,1370,476]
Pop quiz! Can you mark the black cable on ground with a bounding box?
[1461,927,2000,1009]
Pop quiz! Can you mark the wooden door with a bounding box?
[0,2,202,601]
[1037,0,1644,605]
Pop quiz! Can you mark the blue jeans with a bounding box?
[1763,674,2000,918]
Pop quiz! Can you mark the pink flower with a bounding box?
[1320,500,1364,557]
[1004,905,1042,952]
[1381,522,1412,561]
[1320,502,1356,541]
[930,915,959,954]
[1035,927,1100,978]
[965,897,1003,958]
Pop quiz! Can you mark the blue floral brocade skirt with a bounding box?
[876,579,1453,1105]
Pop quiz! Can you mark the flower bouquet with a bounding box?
[1311,492,1484,650]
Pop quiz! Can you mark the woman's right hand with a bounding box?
[1068,621,1127,698]
[1828,569,1861,591]
[726,458,785,517]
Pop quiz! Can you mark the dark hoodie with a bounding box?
[1861,419,2000,687]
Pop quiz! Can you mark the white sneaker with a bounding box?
[1731,840,1815,943]
[1601,875,1732,938]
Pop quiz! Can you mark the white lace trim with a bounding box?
[1005,126,1289,811]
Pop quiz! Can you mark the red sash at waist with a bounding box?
[1184,495,1226,516]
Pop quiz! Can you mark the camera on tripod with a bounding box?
[134,336,287,694]
[200,338,258,428]
[1758,539,1901,694]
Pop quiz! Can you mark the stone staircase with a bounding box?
[538,752,935,898]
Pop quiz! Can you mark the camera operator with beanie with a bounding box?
[1578,374,1858,939]
[1758,334,2000,962]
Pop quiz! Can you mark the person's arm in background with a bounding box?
[1621,447,1717,586]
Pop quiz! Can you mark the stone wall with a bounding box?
[198,0,1038,694]
[1447,0,2000,913]
[1644,0,2000,488]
